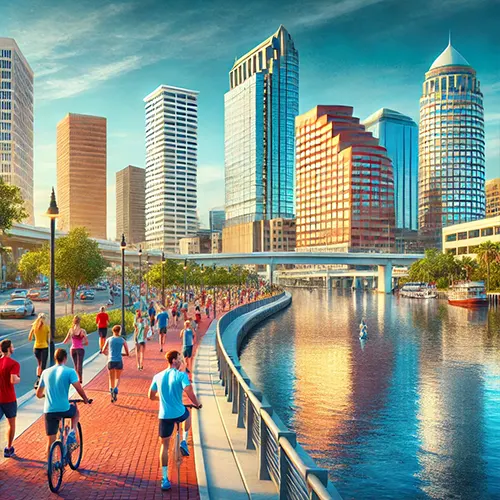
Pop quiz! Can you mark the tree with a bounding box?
[460,256,478,281]
[41,227,108,313]
[476,241,500,291]
[0,177,28,233]
[18,248,48,286]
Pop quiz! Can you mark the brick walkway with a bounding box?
[0,308,214,500]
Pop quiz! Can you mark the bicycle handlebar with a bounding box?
[185,404,202,410]
[69,399,93,404]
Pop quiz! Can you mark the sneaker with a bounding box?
[160,348,163,352]
[110,388,114,403]
[66,430,76,446]
[161,478,171,491]
[113,387,118,402]
[180,440,190,457]
[4,447,12,458]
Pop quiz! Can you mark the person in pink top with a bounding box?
[63,316,89,383]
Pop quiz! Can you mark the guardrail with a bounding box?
[216,292,342,500]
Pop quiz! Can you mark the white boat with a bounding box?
[400,282,437,299]
[448,281,488,307]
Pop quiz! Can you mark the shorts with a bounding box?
[108,361,123,370]
[149,317,155,327]
[98,327,108,338]
[159,408,190,438]
[136,341,146,346]
[183,345,193,358]
[34,347,49,370]
[159,327,167,334]
[45,404,77,436]
[0,401,17,419]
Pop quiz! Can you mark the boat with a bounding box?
[448,281,488,307]
[400,282,437,299]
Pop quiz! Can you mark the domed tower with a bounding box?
[418,37,485,248]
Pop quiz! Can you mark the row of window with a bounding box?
[445,226,500,241]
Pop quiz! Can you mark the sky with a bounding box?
[3,0,500,239]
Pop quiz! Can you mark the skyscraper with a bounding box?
[56,114,107,239]
[486,178,500,218]
[209,208,225,232]
[116,165,145,244]
[224,25,298,227]
[296,106,395,252]
[144,85,198,252]
[363,108,418,231]
[0,38,34,224]
[419,38,485,247]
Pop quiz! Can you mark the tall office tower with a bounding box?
[116,165,145,244]
[486,178,500,218]
[295,106,395,252]
[363,108,418,231]
[209,208,225,232]
[56,114,107,239]
[144,85,198,252]
[0,38,34,224]
[419,38,485,247]
[224,25,298,227]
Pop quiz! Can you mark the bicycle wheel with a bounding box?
[68,422,83,470]
[47,440,64,493]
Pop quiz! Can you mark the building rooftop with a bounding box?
[362,108,417,128]
[0,37,34,76]
[144,84,199,102]
[429,39,470,70]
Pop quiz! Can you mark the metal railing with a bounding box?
[216,293,342,500]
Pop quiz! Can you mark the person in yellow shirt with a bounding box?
[28,313,50,389]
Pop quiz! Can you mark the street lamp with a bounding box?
[212,263,217,319]
[200,263,205,294]
[161,251,166,306]
[138,245,142,304]
[145,255,150,301]
[120,234,126,336]
[183,259,188,303]
[228,265,232,310]
[46,188,59,367]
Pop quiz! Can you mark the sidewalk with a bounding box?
[0,307,212,499]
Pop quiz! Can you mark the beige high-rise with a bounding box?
[116,165,145,244]
[57,114,107,239]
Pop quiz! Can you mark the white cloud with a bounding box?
[198,165,224,185]
[485,112,500,123]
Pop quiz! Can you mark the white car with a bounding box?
[10,289,28,299]
[0,298,35,318]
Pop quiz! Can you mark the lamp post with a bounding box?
[138,245,142,303]
[46,188,59,367]
[183,259,188,303]
[145,256,150,302]
[161,251,166,306]
[228,265,232,310]
[212,263,217,319]
[120,234,126,336]
[200,264,205,295]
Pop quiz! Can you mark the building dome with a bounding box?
[430,41,470,70]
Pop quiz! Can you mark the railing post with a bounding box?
[306,469,329,500]
[258,406,273,480]
[246,398,255,450]
[232,373,239,413]
[238,377,250,428]
[278,433,297,498]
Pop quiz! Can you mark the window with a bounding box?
[458,246,468,255]
[481,227,493,237]
[468,229,480,238]
[446,233,457,242]
[457,232,467,240]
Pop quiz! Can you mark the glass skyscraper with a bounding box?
[419,39,485,247]
[224,25,298,226]
[363,108,418,231]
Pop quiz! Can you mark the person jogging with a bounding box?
[36,348,91,459]
[148,302,156,334]
[96,306,109,352]
[62,316,89,384]
[28,313,49,389]
[0,340,20,458]
[102,325,129,402]
[156,307,169,353]
[134,310,148,370]
[179,321,195,375]
[148,350,202,491]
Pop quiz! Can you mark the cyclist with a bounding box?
[36,348,91,459]
[28,313,49,389]
[156,307,169,353]
[148,350,202,491]
[102,325,129,402]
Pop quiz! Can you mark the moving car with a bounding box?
[0,298,35,318]
[10,289,28,299]
[80,290,95,300]
[27,288,41,299]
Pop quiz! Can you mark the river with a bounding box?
[239,288,500,499]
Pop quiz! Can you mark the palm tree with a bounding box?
[460,256,477,281]
[476,241,500,291]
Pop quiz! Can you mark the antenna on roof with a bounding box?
[448,30,452,46]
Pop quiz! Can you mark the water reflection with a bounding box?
[239,289,500,499]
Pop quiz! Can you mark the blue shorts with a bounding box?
[159,408,190,438]
[45,403,77,436]
[183,345,193,358]
[0,401,17,419]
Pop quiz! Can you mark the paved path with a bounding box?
[0,308,212,499]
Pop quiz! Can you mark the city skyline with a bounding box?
[2,0,499,238]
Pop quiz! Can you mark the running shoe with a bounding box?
[66,430,76,446]
[180,440,190,457]
[110,388,115,403]
[161,478,171,491]
[4,447,13,458]
[113,387,118,402]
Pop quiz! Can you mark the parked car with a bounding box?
[10,289,28,299]
[95,283,107,291]
[0,298,35,318]
[80,290,95,301]
[27,288,40,299]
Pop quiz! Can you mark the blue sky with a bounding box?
[3,0,499,238]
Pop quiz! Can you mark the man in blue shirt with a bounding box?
[156,307,169,353]
[148,350,201,491]
[36,348,91,459]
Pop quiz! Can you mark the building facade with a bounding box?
[486,178,500,218]
[211,231,223,254]
[419,39,485,248]
[209,208,225,232]
[224,25,298,227]
[0,38,34,224]
[178,233,211,255]
[116,165,145,244]
[144,85,198,252]
[363,108,418,231]
[56,114,107,239]
[296,106,395,252]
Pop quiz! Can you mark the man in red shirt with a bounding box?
[0,339,21,458]
[96,306,110,352]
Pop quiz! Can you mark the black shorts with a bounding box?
[149,316,155,326]
[34,348,49,370]
[136,341,146,347]
[159,408,190,438]
[159,327,167,334]
[0,401,17,419]
[108,361,123,370]
[183,345,193,358]
[45,404,77,436]
[98,327,108,338]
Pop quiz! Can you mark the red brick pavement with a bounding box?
[0,308,214,500]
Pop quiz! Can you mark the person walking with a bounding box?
[28,313,49,389]
[179,320,195,375]
[148,350,202,491]
[96,306,109,352]
[156,307,169,353]
[63,316,89,384]
[134,310,148,370]
[194,308,202,333]
[148,301,157,335]
[0,340,21,458]
[102,325,129,402]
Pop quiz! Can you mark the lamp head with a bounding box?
[46,187,59,219]
[138,244,142,256]
[183,258,187,270]
[120,234,126,250]
[201,264,204,272]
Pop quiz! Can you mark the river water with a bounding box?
[239,289,500,499]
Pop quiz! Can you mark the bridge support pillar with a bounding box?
[378,264,393,294]
[325,272,333,290]
[266,263,275,286]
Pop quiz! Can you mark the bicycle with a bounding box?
[172,404,200,486]
[47,399,93,493]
